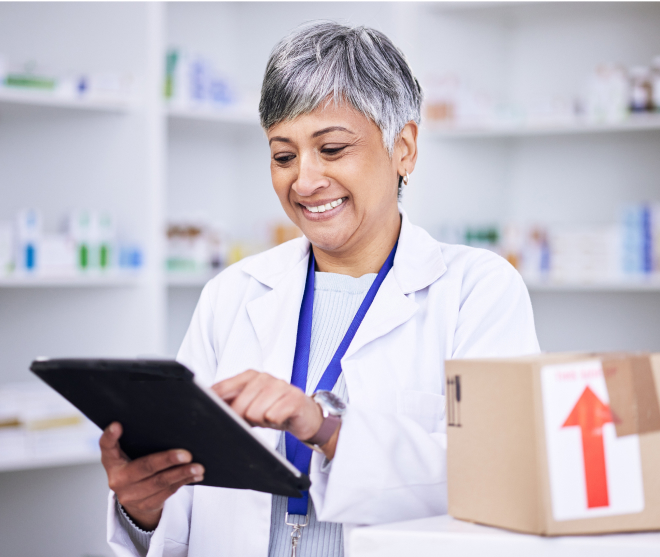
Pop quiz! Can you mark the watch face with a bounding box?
[314,390,347,416]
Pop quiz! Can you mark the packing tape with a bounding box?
[601,353,660,437]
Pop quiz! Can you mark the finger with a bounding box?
[264,390,321,440]
[120,463,204,506]
[230,372,278,417]
[212,370,259,401]
[262,389,304,428]
[243,380,291,427]
[122,472,202,518]
[124,449,193,483]
[100,422,127,467]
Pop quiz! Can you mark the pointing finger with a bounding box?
[212,369,259,401]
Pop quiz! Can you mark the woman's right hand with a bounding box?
[100,422,205,531]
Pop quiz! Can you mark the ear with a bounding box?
[394,121,419,177]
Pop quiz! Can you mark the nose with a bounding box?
[293,152,330,198]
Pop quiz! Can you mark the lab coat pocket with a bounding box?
[396,390,446,433]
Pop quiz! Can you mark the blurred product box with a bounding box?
[446,352,660,535]
[548,226,620,283]
[166,220,227,273]
[164,48,235,109]
[15,208,42,273]
[0,208,142,279]
[67,210,116,271]
[0,382,101,467]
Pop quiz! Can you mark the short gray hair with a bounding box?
[259,21,423,155]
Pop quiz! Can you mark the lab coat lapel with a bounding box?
[344,209,447,360]
[245,243,310,383]
[343,271,418,360]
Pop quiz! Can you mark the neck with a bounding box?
[312,209,401,277]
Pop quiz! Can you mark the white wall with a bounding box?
[0,463,110,557]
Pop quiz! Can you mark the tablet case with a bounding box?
[30,358,309,498]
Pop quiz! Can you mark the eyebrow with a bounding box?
[268,136,291,145]
[268,126,355,145]
[312,126,355,138]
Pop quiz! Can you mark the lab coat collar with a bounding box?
[242,208,447,372]
[241,207,447,294]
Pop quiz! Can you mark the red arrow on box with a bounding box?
[562,386,613,508]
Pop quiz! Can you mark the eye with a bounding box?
[321,145,347,156]
[273,153,295,164]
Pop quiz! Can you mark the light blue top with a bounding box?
[118,271,377,557]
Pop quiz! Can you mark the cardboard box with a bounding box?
[446,352,660,535]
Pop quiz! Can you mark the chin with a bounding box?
[305,229,352,253]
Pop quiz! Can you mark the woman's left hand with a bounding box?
[211,370,324,444]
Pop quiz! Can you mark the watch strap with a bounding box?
[305,414,341,447]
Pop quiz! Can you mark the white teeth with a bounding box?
[304,197,345,213]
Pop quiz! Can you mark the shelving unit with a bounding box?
[525,278,660,293]
[0,274,144,288]
[166,270,220,288]
[0,4,164,555]
[0,88,135,113]
[167,105,259,125]
[1,2,660,556]
[424,113,660,139]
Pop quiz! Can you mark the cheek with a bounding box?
[270,168,291,203]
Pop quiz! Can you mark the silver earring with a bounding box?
[402,171,410,186]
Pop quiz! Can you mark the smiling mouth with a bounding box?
[300,197,347,213]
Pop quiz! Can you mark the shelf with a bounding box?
[167,105,260,126]
[167,271,220,288]
[0,87,135,113]
[0,450,100,473]
[524,278,660,292]
[351,515,660,557]
[424,113,660,139]
[167,273,660,292]
[0,273,144,288]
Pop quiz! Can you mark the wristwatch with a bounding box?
[303,390,347,453]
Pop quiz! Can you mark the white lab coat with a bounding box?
[107,209,539,557]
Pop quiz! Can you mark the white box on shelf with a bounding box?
[0,382,101,473]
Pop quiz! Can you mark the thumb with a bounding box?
[99,422,128,465]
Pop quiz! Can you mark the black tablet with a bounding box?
[30,358,309,498]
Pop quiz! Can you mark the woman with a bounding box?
[102,21,539,557]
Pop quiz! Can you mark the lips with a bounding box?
[300,197,346,213]
[298,197,348,220]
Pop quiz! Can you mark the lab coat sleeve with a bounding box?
[452,249,540,358]
[309,250,539,525]
[116,499,154,555]
[107,488,193,557]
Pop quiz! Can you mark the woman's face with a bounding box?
[267,102,415,254]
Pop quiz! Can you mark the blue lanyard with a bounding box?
[285,241,398,515]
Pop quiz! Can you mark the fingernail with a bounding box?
[109,423,118,434]
[176,451,191,463]
[192,475,204,483]
[190,465,204,475]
